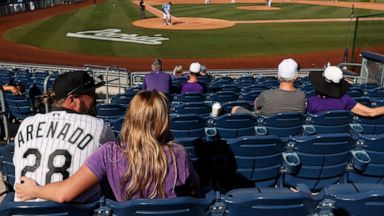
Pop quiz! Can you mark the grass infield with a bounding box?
[4,0,384,58]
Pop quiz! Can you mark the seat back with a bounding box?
[0,195,98,216]
[305,110,354,135]
[346,134,384,183]
[284,134,354,192]
[223,187,318,216]
[226,135,285,187]
[214,113,257,139]
[0,143,15,192]
[208,91,239,103]
[257,112,306,138]
[324,183,384,216]
[103,194,215,216]
[173,102,211,116]
[355,115,384,135]
[96,103,125,122]
[5,94,34,120]
[170,114,206,139]
[172,93,207,103]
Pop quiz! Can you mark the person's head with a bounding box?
[51,71,104,116]
[189,62,201,78]
[151,58,163,72]
[309,66,351,98]
[173,65,183,77]
[277,58,299,83]
[120,90,174,199]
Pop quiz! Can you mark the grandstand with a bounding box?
[0,51,383,215]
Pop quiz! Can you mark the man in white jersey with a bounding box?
[162,2,172,25]
[13,71,116,202]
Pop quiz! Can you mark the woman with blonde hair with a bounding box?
[15,90,200,202]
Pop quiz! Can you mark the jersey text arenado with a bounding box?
[17,121,93,150]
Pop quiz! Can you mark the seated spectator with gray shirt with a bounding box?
[232,58,306,116]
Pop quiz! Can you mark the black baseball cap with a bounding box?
[52,71,105,100]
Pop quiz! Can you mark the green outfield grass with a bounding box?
[4,0,384,58]
[158,3,382,20]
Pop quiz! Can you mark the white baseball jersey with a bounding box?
[13,110,116,202]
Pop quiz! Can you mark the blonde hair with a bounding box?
[173,65,183,77]
[120,90,176,199]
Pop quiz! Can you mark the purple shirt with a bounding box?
[85,142,199,201]
[181,82,205,93]
[307,94,357,114]
[143,71,171,94]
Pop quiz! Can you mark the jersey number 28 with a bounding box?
[21,148,72,184]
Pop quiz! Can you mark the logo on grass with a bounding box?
[66,29,169,45]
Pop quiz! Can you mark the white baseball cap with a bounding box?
[323,66,343,83]
[189,62,201,73]
[278,58,299,80]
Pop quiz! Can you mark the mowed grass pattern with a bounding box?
[4,0,384,58]
[161,3,382,20]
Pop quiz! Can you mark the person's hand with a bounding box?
[11,86,22,95]
[15,176,40,201]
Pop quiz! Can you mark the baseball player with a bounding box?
[266,0,272,7]
[13,71,116,202]
[162,2,172,25]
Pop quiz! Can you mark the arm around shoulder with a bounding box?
[15,165,99,203]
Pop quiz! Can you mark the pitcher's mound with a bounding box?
[133,17,235,30]
[238,6,280,10]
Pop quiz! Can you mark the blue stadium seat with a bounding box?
[96,103,125,122]
[222,187,318,216]
[0,193,99,216]
[303,110,354,135]
[212,113,257,139]
[111,92,135,107]
[109,116,124,136]
[207,91,239,103]
[221,100,253,114]
[346,134,384,184]
[170,114,206,139]
[354,115,384,135]
[171,102,211,117]
[172,92,207,103]
[323,183,384,216]
[256,112,306,140]
[0,143,15,194]
[283,133,355,192]
[99,192,216,216]
[239,90,263,102]
[5,93,34,121]
[226,135,285,187]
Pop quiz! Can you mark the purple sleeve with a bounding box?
[306,96,315,114]
[85,144,109,181]
[343,94,358,110]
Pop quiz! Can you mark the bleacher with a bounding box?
[0,51,384,215]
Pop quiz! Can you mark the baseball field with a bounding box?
[0,0,383,70]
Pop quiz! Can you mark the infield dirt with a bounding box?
[0,0,383,70]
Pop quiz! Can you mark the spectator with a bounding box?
[15,91,200,202]
[1,83,24,95]
[307,66,384,117]
[199,64,212,78]
[232,58,306,116]
[181,62,206,93]
[13,71,116,202]
[143,59,171,94]
[172,65,184,79]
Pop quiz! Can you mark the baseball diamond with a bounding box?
[0,0,383,70]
